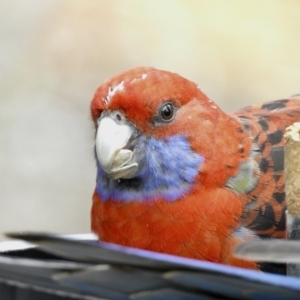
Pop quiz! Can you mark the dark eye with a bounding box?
[159,102,175,122]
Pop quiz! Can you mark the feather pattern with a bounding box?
[90,67,300,271]
[234,99,300,239]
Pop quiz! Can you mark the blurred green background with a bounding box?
[1,0,300,239]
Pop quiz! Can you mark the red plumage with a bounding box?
[90,67,300,271]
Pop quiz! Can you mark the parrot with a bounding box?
[90,67,300,271]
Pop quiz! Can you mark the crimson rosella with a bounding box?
[90,67,300,270]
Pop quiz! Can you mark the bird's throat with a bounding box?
[95,134,204,202]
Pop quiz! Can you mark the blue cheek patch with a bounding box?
[96,135,204,202]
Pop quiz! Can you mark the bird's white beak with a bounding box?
[96,115,138,180]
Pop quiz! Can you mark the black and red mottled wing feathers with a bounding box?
[233,97,300,238]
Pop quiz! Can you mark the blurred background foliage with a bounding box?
[1,0,300,239]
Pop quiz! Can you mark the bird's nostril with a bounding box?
[116,113,122,121]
